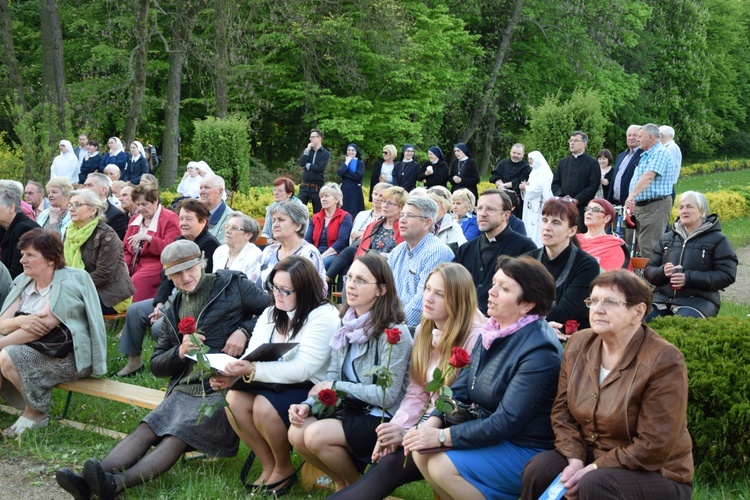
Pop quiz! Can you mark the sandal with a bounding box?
[2,415,49,438]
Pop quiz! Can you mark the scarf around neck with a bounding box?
[480,314,541,350]
[329,307,373,350]
[64,217,100,269]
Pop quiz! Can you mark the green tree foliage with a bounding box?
[525,89,608,166]
[192,116,250,193]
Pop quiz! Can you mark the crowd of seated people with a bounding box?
[0,128,736,500]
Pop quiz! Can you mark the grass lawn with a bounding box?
[676,169,750,194]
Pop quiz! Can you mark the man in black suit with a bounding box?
[551,131,600,232]
[607,124,644,244]
[73,133,88,170]
[84,173,128,240]
[0,181,40,278]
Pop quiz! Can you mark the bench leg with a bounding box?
[62,391,74,420]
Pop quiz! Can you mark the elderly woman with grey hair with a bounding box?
[258,200,326,288]
[37,177,73,240]
[0,182,40,278]
[212,213,263,281]
[63,189,135,315]
[644,190,737,320]
[451,188,479,240]
[426,186,467,253]
[305,182,353,269]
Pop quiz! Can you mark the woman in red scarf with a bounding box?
[577,198,632,271]
[305,183,353,270]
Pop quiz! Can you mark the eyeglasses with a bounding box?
[568,139,584,144]
[67,202,90,209]
[266,282,295,296]
[382,200,400,208]
[399,212,427,220]
[343,275,379,287]
[223,224,246,232]
[476,205,506,214]
[584,206,604,213]
[584,297,630,309]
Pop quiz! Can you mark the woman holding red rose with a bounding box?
[208,256,340,495]
[56,240,269,500]
[402,255,563,500]
[331,262,482,499]
[288,253,413,492]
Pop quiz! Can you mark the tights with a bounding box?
[329,447,423,500]
[100,423,190,494]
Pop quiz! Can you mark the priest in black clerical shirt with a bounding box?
[550,131,600,232]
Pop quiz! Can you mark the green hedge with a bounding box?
[681,159,750,176]
[654,316,750,484]
[192,116,250,193]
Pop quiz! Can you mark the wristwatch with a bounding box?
[438,429,446,447]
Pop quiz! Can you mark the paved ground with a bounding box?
[721,244,749,305]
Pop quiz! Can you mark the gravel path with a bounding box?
[0,457,62,499]
[721,244,749,305]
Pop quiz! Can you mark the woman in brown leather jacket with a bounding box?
[521,269,693,500]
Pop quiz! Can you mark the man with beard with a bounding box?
[490,143,531,218]
[454,189,536,315]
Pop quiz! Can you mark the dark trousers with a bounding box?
[328,447,423,500]
[521,449,692,500]
[298,183,321,213]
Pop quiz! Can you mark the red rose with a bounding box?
[449,347,470,369]
[318,388,338,407]
[384,327,401,345]
[178,316,197,335]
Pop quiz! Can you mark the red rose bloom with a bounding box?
[178,316,197,335]
[318,388,338,407]
[384,327,401,345]
[449,347,470,369]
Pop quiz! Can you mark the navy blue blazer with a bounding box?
[608,147,643,205]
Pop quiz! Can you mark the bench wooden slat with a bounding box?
[57,378,165,410]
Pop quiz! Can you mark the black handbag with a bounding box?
[15,311,73,359]
[443,400,491,427]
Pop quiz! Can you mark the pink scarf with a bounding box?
[329,307,373,350]
[480,315,541,350]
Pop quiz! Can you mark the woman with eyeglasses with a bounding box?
[213,214,263,281]
[63,189,135,315]
[209,256,339,495]
[350,182,389,247]
[404,256,563,500]
[526,198,600,338]
[577,198,632,271]
[417,146,449,189]
[288,253,412,492]
[326,186,405,287]
[56,240,269,500]
[123,185,181,303]
[369,145,398,201]
[338,143,366,217]
[331,263,482,500]
[644,191,737,320]
[258,200,326,290]
[261,177,304,243]
[36,177,73,241]
[522,270,693,500]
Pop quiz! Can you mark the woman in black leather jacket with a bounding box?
[403,255,563,500]
[56,240,269,500]
[644,191,737,319]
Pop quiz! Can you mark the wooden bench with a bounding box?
[103,312,127,331]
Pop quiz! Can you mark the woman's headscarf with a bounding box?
[347,143,362,160]
[58,140,75,157]
[131,140,146,161]
[428,146,444,162]
[196,161,213,176]
[402,144,415,161]
[528,151,550,172]
[454,143,470,158]
[109,137,125,154]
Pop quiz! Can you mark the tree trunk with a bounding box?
[124,0,150,146]
[213,0,229,119]
[0,0,26,112]
[160,0,208,187]
[479,109,497,176]
[39,0,67,142]
[459,0,524,144]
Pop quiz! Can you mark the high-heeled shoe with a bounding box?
[56,468,91,500]
[264,471,298,497]
[82,459,118,500]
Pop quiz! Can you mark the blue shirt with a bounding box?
[387,233,454,327]
[629,142,675,201]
